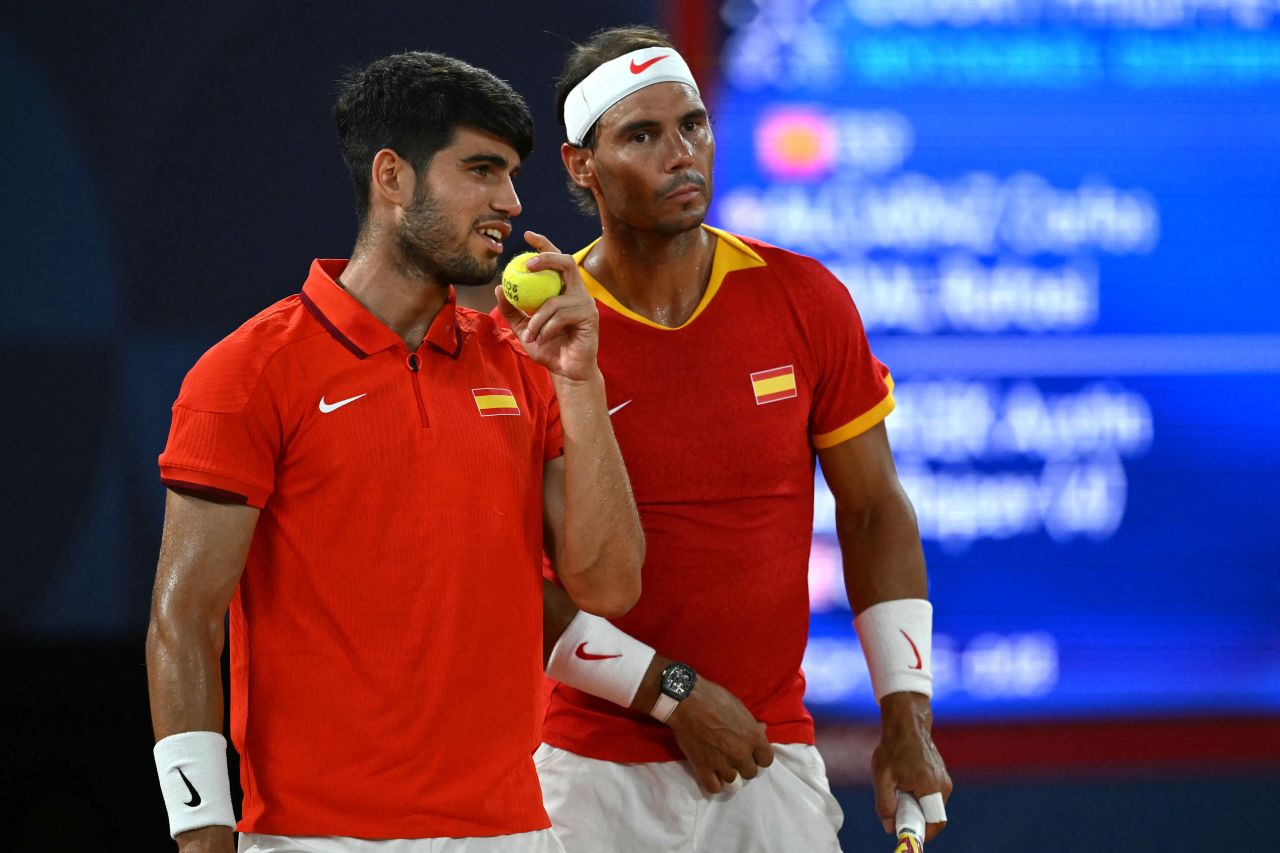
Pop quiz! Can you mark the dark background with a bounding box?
[2,2,1276,851]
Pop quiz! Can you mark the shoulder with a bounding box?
[457,304,522,353]
[458,306,542,368]
[729,232,854,308]
[176,295,320,414]
[739,234,839,281]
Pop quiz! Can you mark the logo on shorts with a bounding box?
[575,642,622,661]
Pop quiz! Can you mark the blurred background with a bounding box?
[3,1,1278,850]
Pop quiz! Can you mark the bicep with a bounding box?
[151,489,260,624]
[816,421,904,516]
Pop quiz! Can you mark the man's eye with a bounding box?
[633,132,650,143]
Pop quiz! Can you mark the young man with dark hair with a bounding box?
[146,51,644,853]
[527,27,952,853]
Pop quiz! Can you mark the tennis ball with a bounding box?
[501,252,563,314]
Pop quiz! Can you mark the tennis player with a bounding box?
[145,51,643,853]
[527,27,953,853]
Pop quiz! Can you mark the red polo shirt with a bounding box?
[159,259,560,838]
[538,228,893,762]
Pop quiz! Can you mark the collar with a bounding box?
[300,259,462,359]
[573,225,766,331]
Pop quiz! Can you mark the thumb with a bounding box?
[494,285,528,325]
[753,724,775,768]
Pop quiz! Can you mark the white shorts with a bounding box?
[237,828,564,853]
[534,743,844,853]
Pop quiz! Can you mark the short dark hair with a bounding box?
[554,26,676,215]
[335,51,534,227]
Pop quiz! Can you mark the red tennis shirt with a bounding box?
[159,259,561,838]
[540,227,894,762]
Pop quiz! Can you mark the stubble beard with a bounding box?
[394,183,497,287]
[652,170,714,236]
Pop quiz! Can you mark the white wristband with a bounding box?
[153,731,236,838]
[853,599,934,703]
[547,611,655,708]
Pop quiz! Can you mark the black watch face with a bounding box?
[662,664,696,700]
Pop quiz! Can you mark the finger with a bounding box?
[919,791,947,823]
[872,765,898,831]
[694,767,722,795]
[721,775,744,794]
[521,294,578,339]
[752,724,775,767]
[494,285,527,326]
[525,251,588,296]
[716,766,739,785]
[735,755,759,780]
[523,230,563,256]
[917,790,948,842]
[526,301,593,344]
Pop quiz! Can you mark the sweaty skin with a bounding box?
[148,128,643,853]
[549,77,952,839]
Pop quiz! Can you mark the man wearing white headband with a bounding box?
[517,25,952,853]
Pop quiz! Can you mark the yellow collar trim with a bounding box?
[572,225,767,330]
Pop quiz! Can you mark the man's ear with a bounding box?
[369,148,416,211]
[561,142,598,196]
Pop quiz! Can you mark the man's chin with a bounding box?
[656,209,708,237]
[448,257,500,287]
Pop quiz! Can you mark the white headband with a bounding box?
[564,47,700,146]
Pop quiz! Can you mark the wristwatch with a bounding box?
[650,662,697,723]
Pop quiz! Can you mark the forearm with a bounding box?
[551,369,644,616]
[840,489,935,715]
[541,581,662,712]
[146,610,227,740]
[838,486,928,612]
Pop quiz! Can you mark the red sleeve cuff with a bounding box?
[159,466,272,508]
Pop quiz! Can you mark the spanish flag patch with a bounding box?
[472,387,521,416]
[750,365,797,405]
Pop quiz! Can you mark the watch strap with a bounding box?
[650,692,679,723]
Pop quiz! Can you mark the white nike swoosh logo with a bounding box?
[319,393,367,413]
[608,400,632,416]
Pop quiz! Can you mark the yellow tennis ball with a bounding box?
[501,252,563,314]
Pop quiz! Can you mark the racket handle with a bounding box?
[894,792,925,852]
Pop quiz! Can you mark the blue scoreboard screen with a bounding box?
[707,0,1280,721]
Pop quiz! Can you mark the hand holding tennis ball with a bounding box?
[495,230,600,383]
[502,252,564,315]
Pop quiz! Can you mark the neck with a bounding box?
[338,235,449,351]
[585,220,715,327]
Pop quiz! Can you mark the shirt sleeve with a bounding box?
[801,258,895,450]
[157,344,283,508]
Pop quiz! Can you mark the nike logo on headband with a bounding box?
[630,55,669,74]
